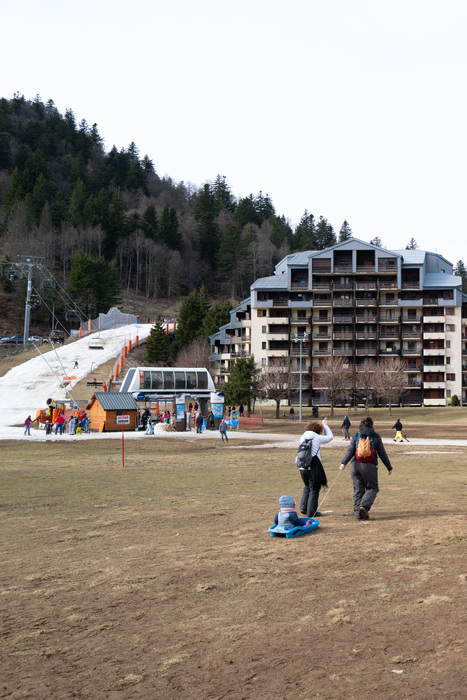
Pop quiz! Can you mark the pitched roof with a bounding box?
[88,392,139,411]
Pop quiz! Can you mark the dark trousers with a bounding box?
[299,470,320,517]
[350,461,379,514]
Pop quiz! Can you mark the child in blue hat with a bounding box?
[274,495,312,530]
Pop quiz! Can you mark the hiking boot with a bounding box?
[359,506,369,520]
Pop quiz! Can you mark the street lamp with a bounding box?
[294,332,308,422]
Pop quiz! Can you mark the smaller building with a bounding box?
[87,392,139,432]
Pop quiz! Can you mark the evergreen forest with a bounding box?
[0,93,354,307]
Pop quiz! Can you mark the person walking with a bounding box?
[392,418,404,442]
[341,415,351,440]
[290,407,295,420]
[195,412,203,434]
[297,418,333,518]
[68,416,76,435]
[24,415,33,436]
[219,418,229,444]
[54,413,65,435]
[339,416,393,521]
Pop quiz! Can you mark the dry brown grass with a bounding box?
[1,437,466,698]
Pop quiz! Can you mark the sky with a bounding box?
[2,0,466,266]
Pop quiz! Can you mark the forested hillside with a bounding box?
[0,93,353,307]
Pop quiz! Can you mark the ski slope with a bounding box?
[0,324,152,437]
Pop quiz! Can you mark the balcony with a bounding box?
[268,316,290,325]
[423,332,445,340]
[356,314,378,323]
[312,349,332,356]
[356,348,377,355]
[402,347,421,356]
[402,315,422,323]
[402,330,421,339]
[266,333,289,341]
[379,298,398,306]
[355,282,377,290]
[333,298,353,307]
[355,298,377,306]
[379,348,400,355]
[266,349,289,358]
[333,348,353,355]
[380,315,400,323]
[333,315,354,323]
[333,282,353,291]
[290,346,311,355]
[423,316,446,326]
[356,264,375,273]
[272,298,288,307]
[379,282,398,289]
[405,381,422,387]
[423,364,445,372]
[355,332,377,339]
[291,281,309,290]
[401,281,420,289]
[290,316,309,324]
[423,348,445,356]
[313,332,331,339]
[312,282,331,291]
[333,332,354,340]
[313,299,332,306]
[423,381,446,389]
[334,264,352,273]
[378,261,398,272]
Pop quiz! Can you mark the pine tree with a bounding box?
[172,287,210,354]
[294,210,316,251]
[142,204,158,240]
[145,322,171,364]
[315,216,336,249]
[212,174,235,212]
[223,356,260,411]
[370,236,383,247]
[454,260,467,293]
[68,252,121,317]
[338,220,353,242]
[406,238,418,250]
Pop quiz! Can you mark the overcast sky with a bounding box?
[2,0,465,267]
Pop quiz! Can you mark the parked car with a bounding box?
[28,335,42,343]
[0,336,11,343]
[9,335,24,343]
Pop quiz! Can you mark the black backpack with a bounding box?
[295,439,328,488]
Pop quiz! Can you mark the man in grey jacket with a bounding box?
[339,416,393,520]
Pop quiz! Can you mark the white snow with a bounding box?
[0,324,153,439]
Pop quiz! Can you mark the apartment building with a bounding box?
[210,239,466,407]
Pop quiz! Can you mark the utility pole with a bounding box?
[16,256,43,349]
[294,332,308,423]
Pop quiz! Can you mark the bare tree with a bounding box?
[174,338,211,368]
[372,357,408,415]
[313,356,353,416]
[355,359,377,413]
[258,358,298,418]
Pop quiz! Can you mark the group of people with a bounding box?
[276,415,394,529]
[24,412,89,436]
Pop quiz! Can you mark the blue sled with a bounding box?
[268,517,320,538]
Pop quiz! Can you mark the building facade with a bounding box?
[210,239,466,407]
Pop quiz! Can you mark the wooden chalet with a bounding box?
[86,392,139,432]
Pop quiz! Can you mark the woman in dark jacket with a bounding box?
[341,415,351,440]
[339,416,393,520]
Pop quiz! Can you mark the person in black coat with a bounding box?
[339,416,393,521]
[195,412,204,433]
[341,415,351,440]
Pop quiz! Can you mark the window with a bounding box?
[262,342,266,349]
[262,325,267,333]
[197,371,208,389]
[446,357,451,364]
[447,373,456,381]
[262,358,267,366]
[257,309,266,317]
[446,340,451,348]
[446,324,455,332]
[446,389,451,398]
[163,371,174,389]
[445,307,453,315]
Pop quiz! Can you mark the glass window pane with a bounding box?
[197,371,208,389]
[175,371,185,389]
[186,371,196,389]
[151,371,163,389]
[163,371,174,389]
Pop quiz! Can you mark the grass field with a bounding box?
[1,436,466,699]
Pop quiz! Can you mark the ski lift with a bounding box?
[65,309,81,321]
[28,296,41,308]
[88,333,104,350]
[41,279,56,290]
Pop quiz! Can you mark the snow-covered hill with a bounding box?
[0,324,152,437]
